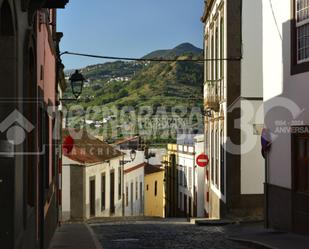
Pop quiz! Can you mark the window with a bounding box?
[220,17,224,99]
[205,42,208,81]
[296,0,309,62]
[184,166,187,187]
[211,130,214,182]
[211,35,214,80]
[215,27,219,80]
[220,130,225,195]
[179,192,183,210]
[188,167,192,190]
[179,166,183,186]
[0,1,14,36]
[118,167,121,200]
[215,130,219,186]
[126,185,129,207]
[154,181,158,196]
[101,174,106,211]
[292,0,309,73]
[136,179,138,200]
[220,18,224,78]
[146,184,149,191]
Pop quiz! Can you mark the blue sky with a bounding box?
[57,0,204,69]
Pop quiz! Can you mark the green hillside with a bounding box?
[64,43,204,144]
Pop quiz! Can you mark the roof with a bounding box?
[201,0,215,23]
[124,162,146,174]
[144,164,164,175]
[114,136,139,145]
[62,128,123,164]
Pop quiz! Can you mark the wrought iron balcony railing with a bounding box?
[204,79,224,112]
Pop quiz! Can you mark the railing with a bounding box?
[204,78,224,112]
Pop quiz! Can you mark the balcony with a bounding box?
[204,79,224,112]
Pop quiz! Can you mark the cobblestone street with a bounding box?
[90,219,261,249]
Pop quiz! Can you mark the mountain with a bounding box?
[64,43,204,143]
[142,43,202,59]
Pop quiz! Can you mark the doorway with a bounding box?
[90,179,95,217]
[130,182,134,216]
[110,171,115,214]
[184,194,187,217]
[292,133,309,234]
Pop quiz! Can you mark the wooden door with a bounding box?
[90,179,95,217]
[110,171,115,214]
[292,133,309,234]
[184,194,187,217]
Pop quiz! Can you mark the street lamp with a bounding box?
[130,149,137,161]
[69,70,85,99]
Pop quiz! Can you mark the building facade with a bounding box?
[263,0,309,235]
[164,138,205,218]
[144,165,165,218]
[0,1,68,248]
[202,0,264,219]
[62,130,123,220]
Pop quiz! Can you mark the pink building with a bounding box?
[0,1,68,249]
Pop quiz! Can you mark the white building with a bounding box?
[61,130,123,220]
[164,135,205,218]
[202,0,264,219]
[122,148,166,216]
[262,0,309,235]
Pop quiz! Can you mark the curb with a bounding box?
[195,219,236,226]
[228,237,278,249]
[85,223,104,249]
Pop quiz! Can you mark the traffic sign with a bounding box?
[196,153,209,167]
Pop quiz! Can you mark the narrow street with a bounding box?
[90,219,259,249]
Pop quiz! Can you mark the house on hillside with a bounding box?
[202,0,264,219]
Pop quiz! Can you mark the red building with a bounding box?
[0,1,68,248]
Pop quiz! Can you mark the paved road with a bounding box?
[90,219,261,249]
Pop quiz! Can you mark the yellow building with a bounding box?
[144,164,165,218]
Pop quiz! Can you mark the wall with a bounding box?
[144,171,165,217]
[194,135,205,217]
[240,100,264,194]
[124,166,144,216]
[62,164,71,221]
[84,157,122,218]
[262,0,309,189]
[241,0,263,97]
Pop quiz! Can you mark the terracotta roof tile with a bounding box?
[62,128,122,164]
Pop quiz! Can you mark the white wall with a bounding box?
[62,164,70,221]
[262,0,309,189]
[124,167,144,216]
[194,135,205,217]
[240,100,265,194]
[84,157,122,218]
[241,0,263,97]
[123,150,145,216]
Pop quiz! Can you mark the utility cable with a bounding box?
[60,51,242,63]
